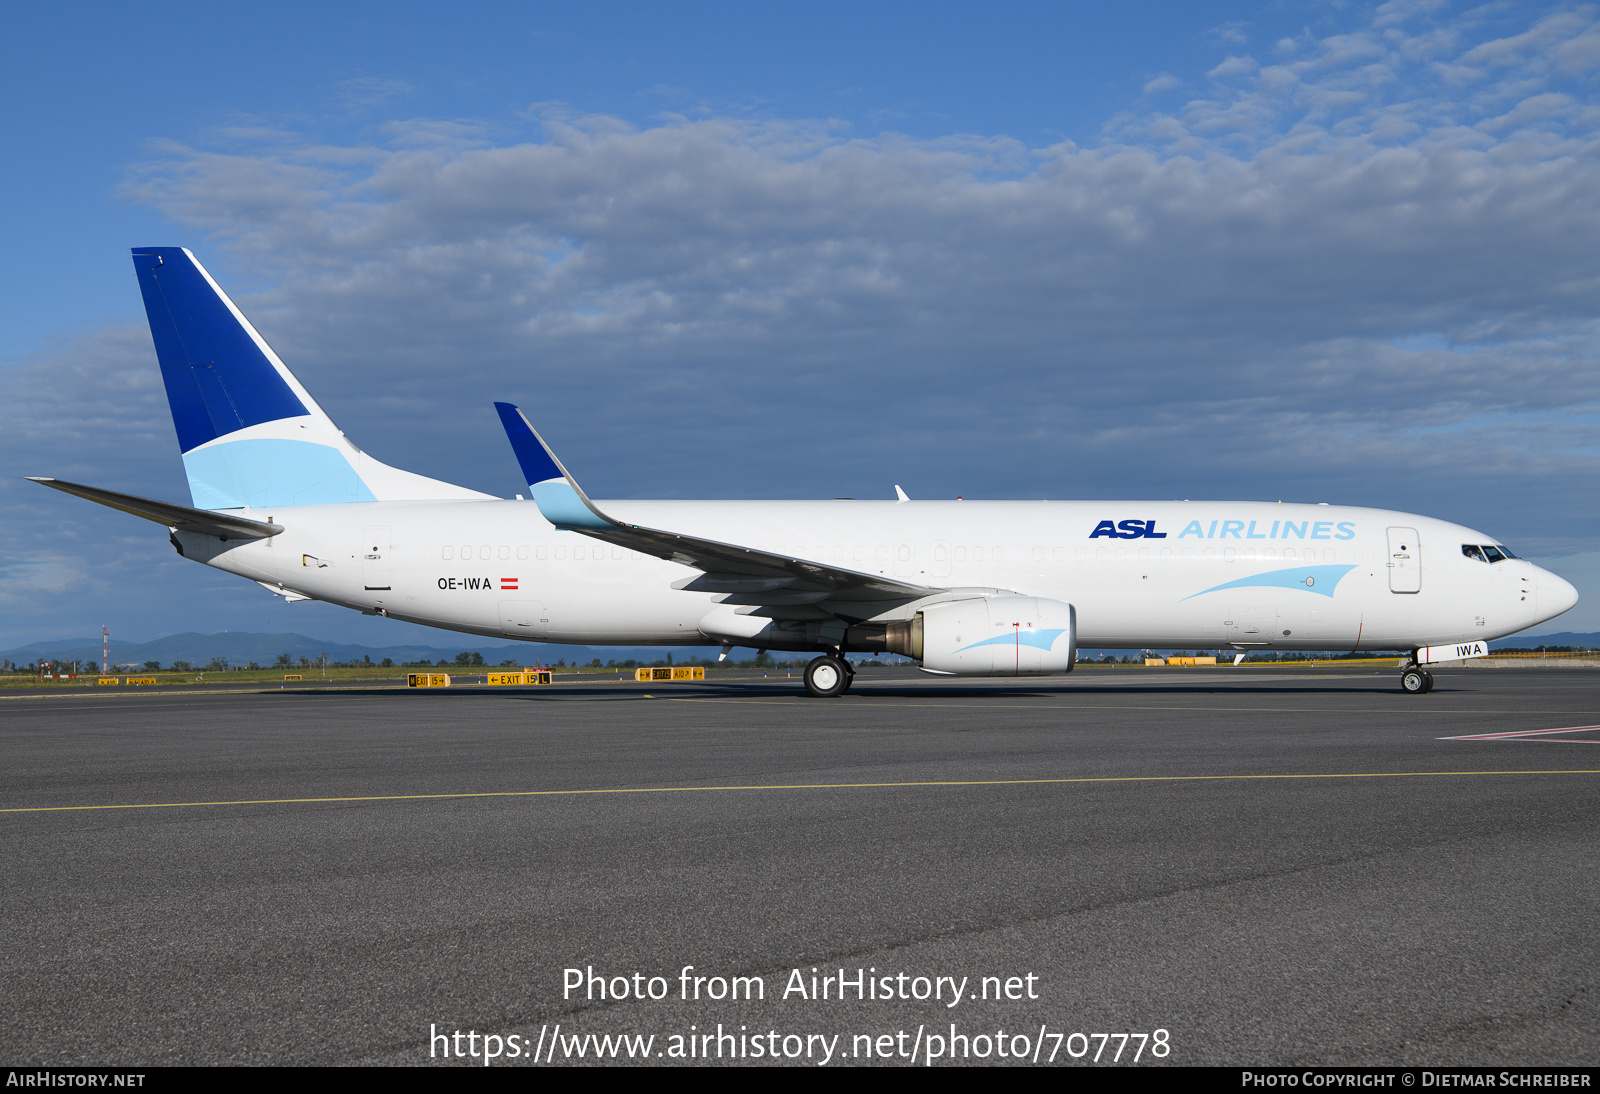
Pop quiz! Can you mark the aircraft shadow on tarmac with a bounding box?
[282,675,1431,701]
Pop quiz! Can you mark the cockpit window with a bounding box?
[1463,543,1518,563]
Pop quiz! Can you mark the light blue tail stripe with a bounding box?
[183,439,376,509]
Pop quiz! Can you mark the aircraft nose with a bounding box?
[1536,569,1579,620]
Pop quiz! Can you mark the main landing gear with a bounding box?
[1400,664,1434,694]
[804,654,853,698]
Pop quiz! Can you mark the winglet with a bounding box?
[493,402,612,531]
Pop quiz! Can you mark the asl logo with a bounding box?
[1089,520,1168,540]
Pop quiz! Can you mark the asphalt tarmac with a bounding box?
[3,666,1598,1067]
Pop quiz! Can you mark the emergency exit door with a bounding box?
[1387,526,1421,593]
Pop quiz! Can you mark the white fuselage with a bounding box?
[178,498,1576,653]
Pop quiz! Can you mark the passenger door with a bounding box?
[1387,527,1421,593]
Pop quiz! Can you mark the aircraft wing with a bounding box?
[493,402,938,619]
[26,477,283,541]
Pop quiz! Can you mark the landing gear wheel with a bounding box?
[804,655,849,698]
[1421,670,1434,693]
[840,661,855,693]
[1401,667,1429,694]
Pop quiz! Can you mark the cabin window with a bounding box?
[442,545,454,561]
[1283,548,1295,562]
[612,547,623,560]
[834,546,845,561]
[478,545,491,560]
[1263,548,1275,560]
[1054,546,1066,561]
[1138,546,1151,561]
[972,547,984,562]
[1096,547,1108,561]
[1032,546,1044,561]
[854,546,865,561]
[898,545,912,562]
[1115,547,1128,561]
[992,547,1004,561]
[536,545,549,560]
[933,545,947,561]
[498,545,510,560]
[1223,547,1236,561]
[1242,548,1256,561]
[876,545,889,561]
[554,546,567,560]
[955,546,967,562]
[459,544,472,558]
[517,545,529,560]
[1160,547,1172,560]
[1203,547,1216,559]
[573,545,586,561]
[1076,547,1087,561]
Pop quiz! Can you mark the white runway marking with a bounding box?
[1442,724,1600,743]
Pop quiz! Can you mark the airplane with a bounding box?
[29,247,1580,696]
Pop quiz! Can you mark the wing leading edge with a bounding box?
[493,401,939,620]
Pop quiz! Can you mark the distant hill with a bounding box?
[0,631,730,669]
[1488,631,1600,650]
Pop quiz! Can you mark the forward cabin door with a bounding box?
[362,525,392,591]
[1387,527,1421,593]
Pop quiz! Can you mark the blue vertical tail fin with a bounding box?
[130,248,488,508]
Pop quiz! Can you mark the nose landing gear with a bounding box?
[804,654,853,697]
[1400,665,1434,693]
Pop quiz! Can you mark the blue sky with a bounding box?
[3,0,1600,646]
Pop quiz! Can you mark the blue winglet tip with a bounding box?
[494,402,563,488]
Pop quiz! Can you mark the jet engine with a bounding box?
[880,596,1076,676]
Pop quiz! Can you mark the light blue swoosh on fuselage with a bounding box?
[1183,564,1357,601]
[956,628,1068,653]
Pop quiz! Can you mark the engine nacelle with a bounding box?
[885,596,1076,676]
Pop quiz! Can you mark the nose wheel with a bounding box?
[804,655,851,697]
[1400,666,1434,694]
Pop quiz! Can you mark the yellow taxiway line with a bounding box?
[4,769,1598,815]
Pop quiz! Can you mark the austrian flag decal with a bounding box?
[501,577,518,590]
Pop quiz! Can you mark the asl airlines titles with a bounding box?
[1089,519,1358,541]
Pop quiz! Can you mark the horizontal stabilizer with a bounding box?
[26,477,283,541]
